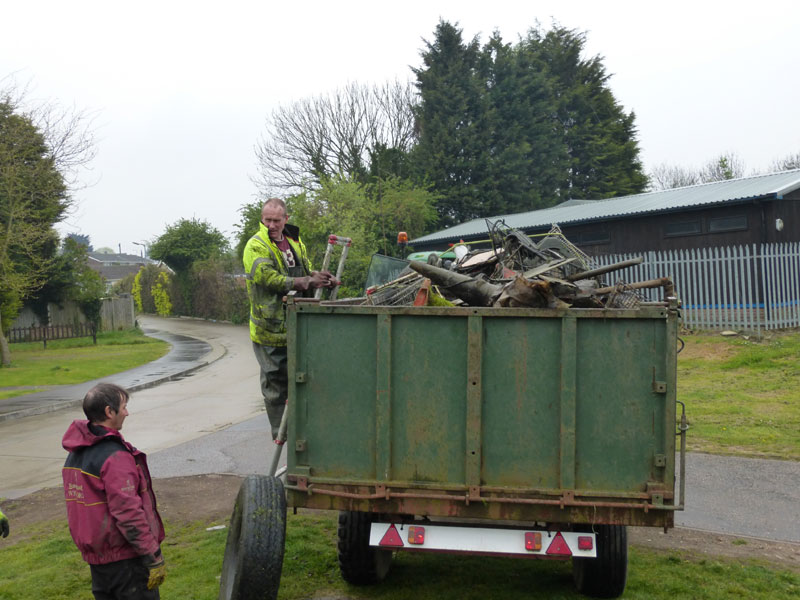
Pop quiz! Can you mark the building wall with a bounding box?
[564,194,800,256]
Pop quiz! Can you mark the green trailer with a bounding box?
[219,290,686,599]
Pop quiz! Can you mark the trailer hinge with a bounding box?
[295,439,307,452]
[295,372,307,383]
[654,454,666,467]
[652,380,667,394]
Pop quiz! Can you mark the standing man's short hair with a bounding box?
[83,383,129,423]
[262,197,287,216]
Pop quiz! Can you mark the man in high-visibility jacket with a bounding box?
[243,198,336,439]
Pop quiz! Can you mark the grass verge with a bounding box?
[0,513,796,600]
[678,330,800,460]
[0,329,169,397]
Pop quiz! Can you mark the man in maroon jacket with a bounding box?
[62,383,166,599]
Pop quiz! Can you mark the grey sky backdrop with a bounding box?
[2,0,799,253]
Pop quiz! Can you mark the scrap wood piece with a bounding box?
[494,277,570,309]
[413,279,432,306]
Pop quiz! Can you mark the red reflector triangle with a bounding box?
[545,532,572,556]
[378,524,404,547]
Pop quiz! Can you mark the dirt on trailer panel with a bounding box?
[3,474,798,574]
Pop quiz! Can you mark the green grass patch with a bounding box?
[0,329,169,397]
[1,513,796,600]
[678,331,800,460]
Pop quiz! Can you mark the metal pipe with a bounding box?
[565,257,644,282]
[675,400,688,511]
[594,276,675,298]
[268,404,289,477]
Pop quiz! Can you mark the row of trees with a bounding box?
[650,151,800,190]
[0,82,99,367]
[254,21,649,231]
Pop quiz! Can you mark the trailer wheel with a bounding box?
[572,524,627,598]
[218,475,286,600]
[337,511,392,584]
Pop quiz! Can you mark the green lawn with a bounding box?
[0,513,796,600]
[678,331,800,460]
[0,329,169,396]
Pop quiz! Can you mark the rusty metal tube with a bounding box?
[593,276,674,297]
[676,400,688,511]
[565,257,644,282]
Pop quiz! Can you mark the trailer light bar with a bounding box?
[524,532,542,551]
[378,524,404,547]
[370,523,595,558]
[407,526,425,545]
[545,532,572,556]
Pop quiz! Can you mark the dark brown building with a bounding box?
[410,170,800,255]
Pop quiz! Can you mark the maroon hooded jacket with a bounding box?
[62,420,165,565]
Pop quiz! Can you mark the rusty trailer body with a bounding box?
[284,299,682,529]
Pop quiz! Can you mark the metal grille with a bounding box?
[367,276,424,306]
[595,242,800,332]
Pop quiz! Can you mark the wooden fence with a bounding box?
[595,242,800,333]
[8,322,97,347]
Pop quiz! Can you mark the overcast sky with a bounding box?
[2,0,798,253]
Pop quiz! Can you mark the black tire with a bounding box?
[218,475,286,600]
[572,524,628,598]
[337,511,392,585]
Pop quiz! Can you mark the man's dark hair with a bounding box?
[82,383,129,423]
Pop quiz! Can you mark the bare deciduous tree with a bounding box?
[648,163,700,190]
[254,79,416,195]
[770,152,800,172]
[2,76,97,191]
[699,152,745,183]
[649,152,747,191]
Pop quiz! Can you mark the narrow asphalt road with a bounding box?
[1,315,798,544]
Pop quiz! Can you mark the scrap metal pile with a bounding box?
[360,221,675,309]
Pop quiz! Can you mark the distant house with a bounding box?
[410,169,800,255]
[87,252,169,288]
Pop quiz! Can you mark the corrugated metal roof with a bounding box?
[411,169,800,245]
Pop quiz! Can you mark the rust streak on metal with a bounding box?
[284,485,672,512]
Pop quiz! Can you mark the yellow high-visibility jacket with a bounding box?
[243,222,311,346]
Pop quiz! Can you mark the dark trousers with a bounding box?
[89,557,159,600]
[252,342,288,439]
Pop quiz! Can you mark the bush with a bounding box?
[152,271,172,316]
[132,265,164,314]
[190,257,248,323]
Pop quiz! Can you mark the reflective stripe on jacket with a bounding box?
[243,221,311,346]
